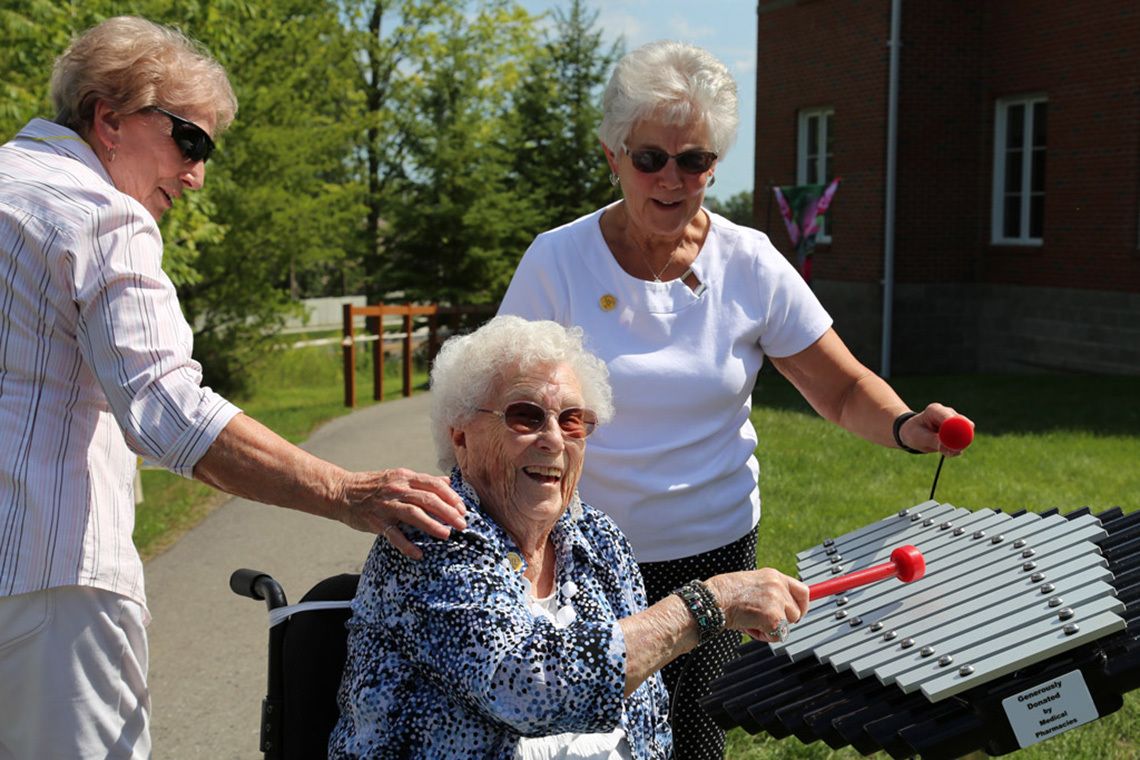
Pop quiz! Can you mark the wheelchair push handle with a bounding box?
[230,568,288,611]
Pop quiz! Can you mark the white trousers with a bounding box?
[0,586,151,759]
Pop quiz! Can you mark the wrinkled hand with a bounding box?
[900,403,975,457]
[338,468,466,560]
[706,568,810,643]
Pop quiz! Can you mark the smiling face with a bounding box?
[605,116,717,243]
[451,363,587,540]
[91,101,213,221]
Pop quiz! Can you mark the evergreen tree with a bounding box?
[507,0,623,237]
[346,0,440,302]
[374,0,540,303]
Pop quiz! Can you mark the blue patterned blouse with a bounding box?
[329,470,672,759]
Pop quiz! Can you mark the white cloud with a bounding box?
[667,17,716,41]
[733,57,756,75]
[595,8,648,48]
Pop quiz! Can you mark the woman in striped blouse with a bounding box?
[0,17,464,759]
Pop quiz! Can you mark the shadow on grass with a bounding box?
[752,367,1140,437]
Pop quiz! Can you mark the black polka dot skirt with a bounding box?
[638,528,757,760]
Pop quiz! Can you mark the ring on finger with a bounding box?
[383,524,398,542]
[768,619,789,642]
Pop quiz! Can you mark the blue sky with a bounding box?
[517,0,758,201]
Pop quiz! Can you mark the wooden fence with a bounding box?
[341,303,495,407]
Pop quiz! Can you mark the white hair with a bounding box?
[598,40,739,157]
[429,316,614,471]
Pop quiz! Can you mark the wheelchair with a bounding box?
[229,568,360,759]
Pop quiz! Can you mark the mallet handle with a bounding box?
[809,563,897,600]
[808,544,925,600]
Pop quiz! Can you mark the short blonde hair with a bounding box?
[51,16,237,136]
[429,316,614,471]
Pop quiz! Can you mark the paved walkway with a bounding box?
[145,393,439,759]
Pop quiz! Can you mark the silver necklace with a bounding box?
[637,247,679,282]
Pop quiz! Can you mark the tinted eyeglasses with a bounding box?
[148,106,215,163]
[477,401,598,439]
[623,144,717,175]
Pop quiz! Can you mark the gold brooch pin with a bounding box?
[506,552,523,572]
[599,294,617,311]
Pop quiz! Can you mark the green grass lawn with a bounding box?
[135,351,1139,758]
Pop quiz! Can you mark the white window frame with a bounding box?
[991,94,1047,246]
[797,107,834,242]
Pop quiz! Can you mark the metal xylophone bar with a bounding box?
[702,504,1140,759]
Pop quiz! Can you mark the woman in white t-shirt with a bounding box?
[498,40,972,760]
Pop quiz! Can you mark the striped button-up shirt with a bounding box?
[0,119,240,611]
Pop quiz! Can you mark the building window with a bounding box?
[797,108,834,239]
[992,95,1047,245]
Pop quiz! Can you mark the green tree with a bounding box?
[371,0,541,303]
[707,189,756,227]
[0,2,107,139]
[339,0,480,301]
[177,0,365,392]
[506,0,622,236]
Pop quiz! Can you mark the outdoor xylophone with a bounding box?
[702,501,1140,758]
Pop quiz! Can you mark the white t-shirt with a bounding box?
[498,204,831,562]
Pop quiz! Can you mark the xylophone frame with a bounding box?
[702,504,1140,759]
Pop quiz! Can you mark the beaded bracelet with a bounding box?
[892,411,922,454]
[671,579,725,645]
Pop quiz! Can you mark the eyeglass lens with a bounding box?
[501,402,596,438]
[152,107,215,163]
[629,148,717,175]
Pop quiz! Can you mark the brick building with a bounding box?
[754,0,1139,374]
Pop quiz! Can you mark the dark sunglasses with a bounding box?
[148,106,215,163]
[477,401,598,439]
[624,144,717,175]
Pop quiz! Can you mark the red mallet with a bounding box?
[939,416,974,451]
[808,544,926,600]
[930,415,975,500]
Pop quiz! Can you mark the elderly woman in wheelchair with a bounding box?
[329,316,809,759]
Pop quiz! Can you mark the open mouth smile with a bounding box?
[523,465,563,485]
